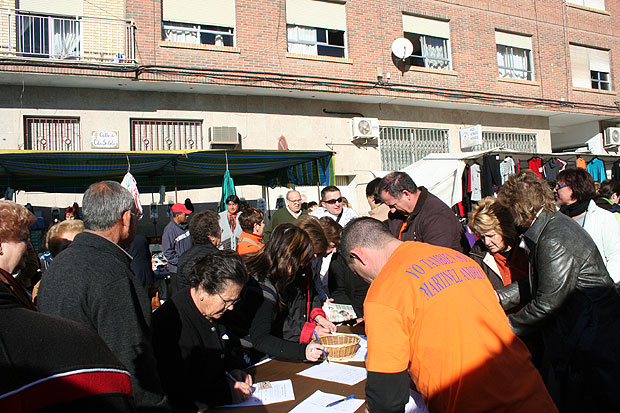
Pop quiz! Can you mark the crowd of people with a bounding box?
[2,169,620,412]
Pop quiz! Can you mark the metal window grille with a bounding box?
[379,127,449,170]
[130,119,204,150]
[24,117,80,150]
[479,132,537,152]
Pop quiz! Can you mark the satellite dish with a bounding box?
[391,38,414,59]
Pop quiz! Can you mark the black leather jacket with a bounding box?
[497,211,620,410]
[498,211,617,336]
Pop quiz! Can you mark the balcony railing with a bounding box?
[0,8,135,63]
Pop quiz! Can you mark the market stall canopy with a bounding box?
[0,149,334,193]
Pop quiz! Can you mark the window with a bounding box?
[287,25,345,57]
[18,14,82,59]
[286,0,347,58]
[402,15,451,70]
[480,132,537,152]
[495,32,533,80]
[570,44,612,91]
[130,119,204,150]
[24,117,80,150]
[379,127,449,170]
[567,0,605,10]
[162,0,235,46]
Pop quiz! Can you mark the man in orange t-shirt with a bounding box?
[340,217,556,413]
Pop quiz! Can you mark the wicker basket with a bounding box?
[317,334,361,362]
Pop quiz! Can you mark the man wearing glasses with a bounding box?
[263,190,306,242]
[311,186,358,227]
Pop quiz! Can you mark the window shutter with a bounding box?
[163,0,236,27]
[495,31,532,50]
[286,0,346,31]
[19,0,83,16]
[402,14,450,39]
[570,45,591,88]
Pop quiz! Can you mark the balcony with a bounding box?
[0,8,135,64]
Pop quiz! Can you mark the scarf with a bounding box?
[559,199,589,218]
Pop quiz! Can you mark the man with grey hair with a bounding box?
[340,217,555,413]
[38,181,170,412]
[379,171,469,252]
[263,189,306,241]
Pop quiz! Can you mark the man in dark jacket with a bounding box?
[378,171,469,252]
[38,181,170,412]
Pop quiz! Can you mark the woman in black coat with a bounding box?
[152,250,252,411]
[497,170,620,412]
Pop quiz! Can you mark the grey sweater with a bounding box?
[38,231,170,412]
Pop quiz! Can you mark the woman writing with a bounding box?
[468,197,528,311]
[152,250,253,410]
[246,223,331,361]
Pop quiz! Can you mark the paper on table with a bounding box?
[297,361,366,385]
[219,379,295,408]
[289,390,365,413]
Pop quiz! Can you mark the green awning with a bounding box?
[0,149,334,193]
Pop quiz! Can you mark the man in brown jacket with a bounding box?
[378,171,469,253]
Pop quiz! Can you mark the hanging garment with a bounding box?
[576,157,587,170]
[470,163,482,201]
[543,158,563,182]
[557,158,568,172]
[499,157,516,184]
[612,160,620,182]
[481,155,502,197]
[587,157,607,182]
[527,157,543,178]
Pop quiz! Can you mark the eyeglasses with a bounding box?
[130,211,143,221]
[555,184,568,190]
[323,197,343,205]
[288,199,302,203]
[217,291,241,308]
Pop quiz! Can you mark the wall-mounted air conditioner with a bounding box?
[604,127,620,148]
[210,126,239,144]
[351,117,379,143]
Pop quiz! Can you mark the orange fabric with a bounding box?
[236,231,264,255]
[365,242,556,413]
[576,157,587,170]
[398,221,408,240]
[494,246,528,286]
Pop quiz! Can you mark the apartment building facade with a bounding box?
[0,0,618,212]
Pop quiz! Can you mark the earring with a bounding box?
[200,296,204,301]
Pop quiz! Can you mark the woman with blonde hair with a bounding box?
[497,169,620,411]
[0,201,36,310]
[468,197,528,307]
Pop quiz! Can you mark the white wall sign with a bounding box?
[91,131,119,149]
[460,125,482,149]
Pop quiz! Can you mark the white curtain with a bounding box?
[497,46,529,79]
[421,36,448,69]
[164,27,200,44]
[287,26,317,55]
[52,18,80,59]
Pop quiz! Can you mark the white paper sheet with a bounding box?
[289,390,365,413]
[219,379,295,407]
[297,361,367,385]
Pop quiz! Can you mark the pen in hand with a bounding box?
[326,394,355,407]
[312,330,329,363]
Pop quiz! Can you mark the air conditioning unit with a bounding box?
[209,126,239,144]
[604,127,620,148]
[351,117,380,142]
